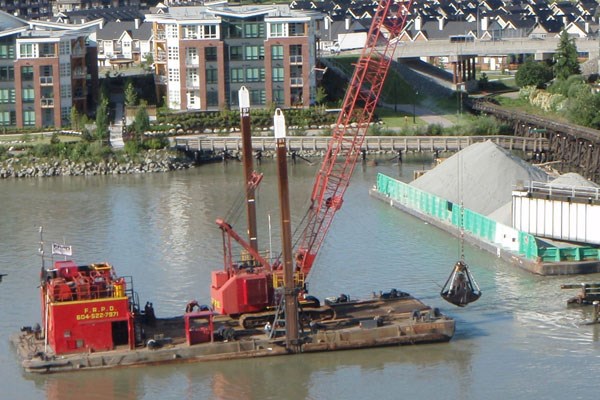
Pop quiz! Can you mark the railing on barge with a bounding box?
[174,135,548,154]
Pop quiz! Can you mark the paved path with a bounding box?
[109,94,125,149]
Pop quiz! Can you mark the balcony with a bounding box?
[186,81,200,89]
[289,55,303,64]
[290,77,303,87]
[156,51,167,63]
[41,97,54,107]
[155,75,167,85]
[155,32,166,41]
[40,76,53,85]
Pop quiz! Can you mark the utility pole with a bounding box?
[274,108,300,353]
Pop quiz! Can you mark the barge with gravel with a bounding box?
[371,141,600,275]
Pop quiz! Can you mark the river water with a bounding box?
[1,156,600,400]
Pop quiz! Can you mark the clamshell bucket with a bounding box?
[440,260,481,307]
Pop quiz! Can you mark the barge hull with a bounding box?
[13,296,454,374]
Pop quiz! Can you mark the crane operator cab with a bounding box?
[440,260,481,307]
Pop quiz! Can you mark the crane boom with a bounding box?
[295,0,413,275]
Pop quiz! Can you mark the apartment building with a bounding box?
[145,3,320,111]
[1,0,52,20]
[0,11,100,128]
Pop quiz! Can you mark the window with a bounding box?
[19,43,35,58]
[244,23,263,38]
[40,65,52,77]
[201,25,217,39]
[22,88,34,103]
[269,23,285,37]
[289,23,306,36]
[271,45,283,60]
[168,88,181,108]
[0,44,15,59]
[206,68,218,84]
[229,46,243,61]
[205,47,217,62]
[183,25,198,39]
[60,63,70,77]
[231,68,244,83]
[0,111,12,126]
[272,88,284,104]
[0,66,14,81]
[187,68,199,86]
[245,68,262,82]
[61,107,70,121]
[207,91,218,107]
[168,68,180,82]
[0,88,15,103]
[272,67,284,82]
[23,110,35,126]
[290,44,302,56]
[186,47,198,64]
[60,84,71,98]
[168,46,179,60]
[21,66,33,81]
[166,24,179,39]
[245,45,263,61]
[250,89,265,105]
[59,41,70,55]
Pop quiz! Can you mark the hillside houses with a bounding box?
[291,0,600,48]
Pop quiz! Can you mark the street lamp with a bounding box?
[413,90,418,124]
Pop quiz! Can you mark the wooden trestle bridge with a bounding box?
[472,99,600,181]
[175,134,546,157]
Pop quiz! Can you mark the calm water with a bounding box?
[1,156,600,400]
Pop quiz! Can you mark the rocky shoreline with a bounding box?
[0,150,194,179]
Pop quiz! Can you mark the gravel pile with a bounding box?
[549,172,599,188]
[410,140,550,217]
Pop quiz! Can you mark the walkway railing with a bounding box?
[174,135,548,153]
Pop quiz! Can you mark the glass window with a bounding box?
[0,66,14,81]
[0,44,15,59]
[22,88,34,102]
[168,46,179,60]
[23,110,35,126]
[250,89,265,105]
[19,43,35,58]
[269,23,285,37]
[59,41,70,55]
[246,68,260,82]
[205,47,217,62]
[207,91,218,106]
[61,107,70,121]
[21,66,33,81]
[0,111,11,126]
[0,88,13,103]
[231,68,244,83]
[202,25,217,39]
[272,88,284,104]
[60,63,70,77]
[244,23,264,38]
[271,45,283,60]
[61,84,71,98]
[229,46,243,61]
[183,25,198,39]
[206,68,218,84]
[168,69,180,82]
[272,67,284,82]
[186,47,198,64]
[166,24,179,39]
[245,45,263,61]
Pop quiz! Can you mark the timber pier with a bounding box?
[174,135,547,155]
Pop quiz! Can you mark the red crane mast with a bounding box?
[295,0,414,276]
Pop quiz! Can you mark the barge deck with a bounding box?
[13,295,454,374]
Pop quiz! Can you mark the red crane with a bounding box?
[210,0,414,325]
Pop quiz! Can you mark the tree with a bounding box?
[70,107,80,130]
[315,86,327,105]
[566,85,600,128]
[515,60,553,88]
[95,93,110,142]
[133,101,150,137]
[553,31,580,81]
[124,80,138,107]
